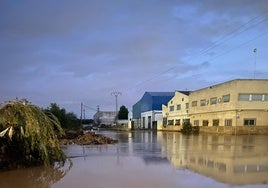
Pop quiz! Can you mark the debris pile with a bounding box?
[61,131,118,145]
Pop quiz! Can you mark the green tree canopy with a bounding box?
[45,103,81,130]
[0,99,66,169]
[118,105,129,120]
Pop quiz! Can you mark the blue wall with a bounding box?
[132,92,174,119]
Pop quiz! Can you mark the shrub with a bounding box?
[181,121,199,135]
[0,99,66,170]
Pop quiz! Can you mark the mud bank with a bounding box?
[61,131,118,145]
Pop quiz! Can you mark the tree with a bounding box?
[45,103,81,130]
[117,105,129,120]
[0,99,66,169]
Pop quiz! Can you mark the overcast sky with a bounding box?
[1,0,268,118]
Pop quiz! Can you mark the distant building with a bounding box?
[93,111,116,126]
[189,79,268,134]
[132,92,174,129]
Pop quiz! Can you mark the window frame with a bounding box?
[222,94,230,103]
[192,101,197,107]
[176,104,181,110]
[225,119,232,126]
[212,119,219,126]
[200,99,206,106]
[244,118,256,126]
[210,97,217,105]
[202,120,209,126]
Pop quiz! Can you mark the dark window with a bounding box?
[177,104,181,110]
[192,101,197,107]
[168,119,174,125]
[203,120,209,126]
[244,119,256,126]
[169,105,174,111]
[163,118,167,126]
[175,119,181,125]
[213,119,219,126]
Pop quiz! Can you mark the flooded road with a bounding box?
[1,131,268,188]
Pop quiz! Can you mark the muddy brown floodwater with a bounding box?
[0,131,268,188]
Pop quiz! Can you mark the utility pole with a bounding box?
[111,91,122,123]
[83,109,86,119]
[97,105,100,125]
[80,102,83,126]
[253,48,257,79]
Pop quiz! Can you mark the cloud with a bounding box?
[1,0,268,117]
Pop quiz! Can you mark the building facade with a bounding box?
[189,79,268,134]
[93,111,116,126]
[159,91,190,131]
[132,92,174,129]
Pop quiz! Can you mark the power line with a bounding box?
[123,10,268,91]
[192,10,268,59]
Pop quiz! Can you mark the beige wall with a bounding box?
[189,79,268,127]
[161,91,190,129]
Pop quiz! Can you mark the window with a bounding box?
[222,94,230,103]
[148,116,151,129]
[213,119,219,126]
[210,97,217,105]
[192,101,197,107]
[176,104,181,110]
[169,105,174,111]
[163,118,167,126]
[185,103,189,109]
[252,94,263,101]
[203,120,209,126]
[225,119,232,126]
[265,94,268,101]
[168,119,174,125]
[200,99,206,106]
[239,94,268,101]
[194,120,199,126]
[238,94,250,101]
[244,119,256,126]
[175,119,181,125]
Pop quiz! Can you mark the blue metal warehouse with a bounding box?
[132,92,174,119]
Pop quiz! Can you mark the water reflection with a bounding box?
[94,131,268,185]
[4,131,266,188]
[0,160,72,188]
[159,132,268,185]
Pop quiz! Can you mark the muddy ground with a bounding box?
[60,131,118,145]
